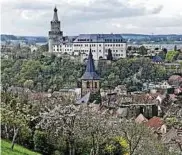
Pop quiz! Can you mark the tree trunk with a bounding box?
[5,124,9,139]
[11,127,19,150]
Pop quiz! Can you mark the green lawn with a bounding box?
[0,139,41,155]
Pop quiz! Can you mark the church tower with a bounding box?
[81,48,100,97]
[48,7,63,52]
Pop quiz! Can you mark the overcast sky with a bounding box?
[1,0,182,36]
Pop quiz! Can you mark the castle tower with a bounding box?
[48,7,63,52]
[81,47,100,97]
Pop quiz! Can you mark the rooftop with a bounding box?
[81,48,100,80]
[74,34,125,43]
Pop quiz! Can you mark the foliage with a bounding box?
[1,139,41,155]
[1,92,32,150]
[89,92,101,104]
[165,51,179,62]
[107,49,113,60]
[138,46,147,56]
[158,50,167,60]
[33,130,53,155]
[1,46,170,92]
[1,53,84,91]
[104,137,129,155]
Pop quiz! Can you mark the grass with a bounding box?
[0,139,41,155]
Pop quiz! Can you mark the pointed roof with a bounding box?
[81,47,100,80]
[53,7,58,21]
[76,92,90,104]
[135,114,148,124]
[152,55,163,62]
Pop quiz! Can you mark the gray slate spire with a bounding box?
[81,47,100,80]
[53,7,58,21]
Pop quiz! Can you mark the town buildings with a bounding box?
[48,7,127,60]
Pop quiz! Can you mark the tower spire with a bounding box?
[81,47,100,80]
[53,6,58,21]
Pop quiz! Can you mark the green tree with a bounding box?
[138,46,147,56]
[1,93,32,150]
[24,80,34,89]
[107,49,113,60]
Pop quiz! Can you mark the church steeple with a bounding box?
[81,47,100,80]
[53,7,58,21]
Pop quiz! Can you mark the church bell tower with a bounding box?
[81,48,100,97]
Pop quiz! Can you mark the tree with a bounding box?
[1,93,32,150]
[158,50,166,60]
[107,49,113,60]
[165,51,179,62]
[174,45,177,51]
[138,46,147,56]
[36,96,171,155]
[24,80,34,89]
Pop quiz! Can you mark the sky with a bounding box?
[1,0,182,36]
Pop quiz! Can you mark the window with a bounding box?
[113,44,115,46]
[116,50,118,52]
[95,82,98,88]
[87,81,90,88]
[99,44,101,47]
[99,50,101,52]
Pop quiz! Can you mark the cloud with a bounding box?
[0,0,181,36]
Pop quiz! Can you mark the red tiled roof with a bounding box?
[146,117,164,129]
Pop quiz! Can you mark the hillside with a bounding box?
[0,139,41,155]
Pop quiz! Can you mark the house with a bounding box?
[146,116,167,134]
[161,128,182,154]
[114,85,127,95]
[135,113,148,124]
[159,81,172,89]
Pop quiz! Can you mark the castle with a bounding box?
[48,7,127,61]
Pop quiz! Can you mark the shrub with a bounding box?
[33,130,53,155]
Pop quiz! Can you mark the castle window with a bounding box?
[95,82,98,88]
[87,81,90,88]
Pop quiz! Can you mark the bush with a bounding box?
[165,51,179,62]
[33,130,53,155]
